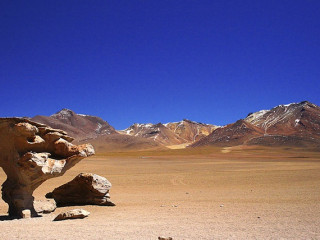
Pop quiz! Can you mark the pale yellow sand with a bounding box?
[0,148,320,239]
[166,143,190,149]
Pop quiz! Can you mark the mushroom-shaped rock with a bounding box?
[46,173,115,206]
[0,118,95,218]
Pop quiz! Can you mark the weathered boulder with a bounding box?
[34,199,57,214]
[46,173,115,206]
[53,209,90,221]
[0,118,95,218]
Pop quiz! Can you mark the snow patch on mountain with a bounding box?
[51,109,74,119]
[245,110,268,123]
[95,123,102,133]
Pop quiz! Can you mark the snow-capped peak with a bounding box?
[133,123,153,128]
[274,102,298,108]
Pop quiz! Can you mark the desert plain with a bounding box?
[0,146,320,240]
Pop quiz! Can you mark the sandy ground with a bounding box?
[167,143,190,149]
[1,148,320,239]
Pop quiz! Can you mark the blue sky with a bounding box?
[1,0,319,129]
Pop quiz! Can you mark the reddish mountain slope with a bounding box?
[32,109,116,140]
[192,120,264,147]
[245,101,320,137]
[119,123,187,146]
[165,119,219,142]
[119,120,218,146]
[191,101,320,148]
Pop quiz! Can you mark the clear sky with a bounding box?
[1,0,319,129]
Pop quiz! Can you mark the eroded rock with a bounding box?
[46,173,115,206]
[53,209,90,221]
[0,118,95,218]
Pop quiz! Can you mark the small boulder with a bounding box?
[158,237,173,240]
[34,199,57,214]
[46,173,115,206]
[53,209,90,221]
[21,209,31,219]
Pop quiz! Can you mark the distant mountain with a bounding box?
[30,102,320,150]
[31,109,163,152]
[119,120,218,146]
[118,123,187,145]
[192,101,320,148]
[165,119,219,142]
[31,108,116,140]
[192,120,264,147]
[245,101,320,136]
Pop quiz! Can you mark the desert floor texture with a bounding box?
[0,147,320,240]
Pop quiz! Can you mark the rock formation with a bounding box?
[53,209,90,221]
[46,173,115,206]
[0,118,94,218]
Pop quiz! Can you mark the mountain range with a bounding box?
[31,109,218,151]
[29,101,320,151]
[118,120,219,146]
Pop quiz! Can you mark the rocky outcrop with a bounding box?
[53,209,90,221]
[46,173,115,206]
[0,118,94,218]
